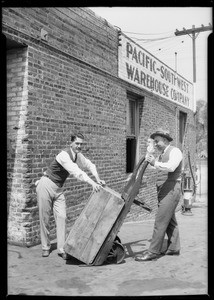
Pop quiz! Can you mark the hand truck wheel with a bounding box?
[105,237,125,264]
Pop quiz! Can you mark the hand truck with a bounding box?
[64,156,151,265]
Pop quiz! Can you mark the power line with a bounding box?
[136,36,189,55]
[152,41,190,54]
[123,30,173,35]
[129,35,174,42]
[137,35,186,49]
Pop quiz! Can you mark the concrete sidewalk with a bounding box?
[7,194,208,296]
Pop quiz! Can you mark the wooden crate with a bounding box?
[64,186,125,265]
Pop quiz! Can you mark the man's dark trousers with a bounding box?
[149,180,181,254]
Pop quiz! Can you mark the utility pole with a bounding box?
[174,24,212,83]
[175,52,177,74]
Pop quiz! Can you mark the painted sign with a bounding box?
[118,34,194,111]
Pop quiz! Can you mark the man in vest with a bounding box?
[36,133,105,259]
[135,129,182,261]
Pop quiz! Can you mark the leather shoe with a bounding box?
[165,250,180,256]
[58,252,70,260]
[135,251,161,261]
[42,250,50,257]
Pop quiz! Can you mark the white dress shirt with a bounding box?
[55,148,99,184]
[154,145,183,172]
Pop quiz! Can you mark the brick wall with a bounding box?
[3,7,118,76]
[4,7,196,246]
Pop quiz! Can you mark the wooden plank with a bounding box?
[64,186,124,264]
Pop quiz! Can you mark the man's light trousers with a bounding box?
[36,176,66,254]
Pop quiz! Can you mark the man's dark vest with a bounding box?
[46,148,77,187]
[156,145,182,187]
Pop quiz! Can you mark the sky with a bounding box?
[89,7,212,102]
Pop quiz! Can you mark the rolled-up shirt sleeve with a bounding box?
[154,148,183,172]
[56,151,93,184]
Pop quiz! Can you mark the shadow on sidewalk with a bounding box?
[63,238,170,266]
[50,242,57,253]
[124,238,169,258]
[123,239,148,258]
[65,256,85,266]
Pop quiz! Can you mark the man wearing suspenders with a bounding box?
[135,129,183,261]
[36,133,105,259]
